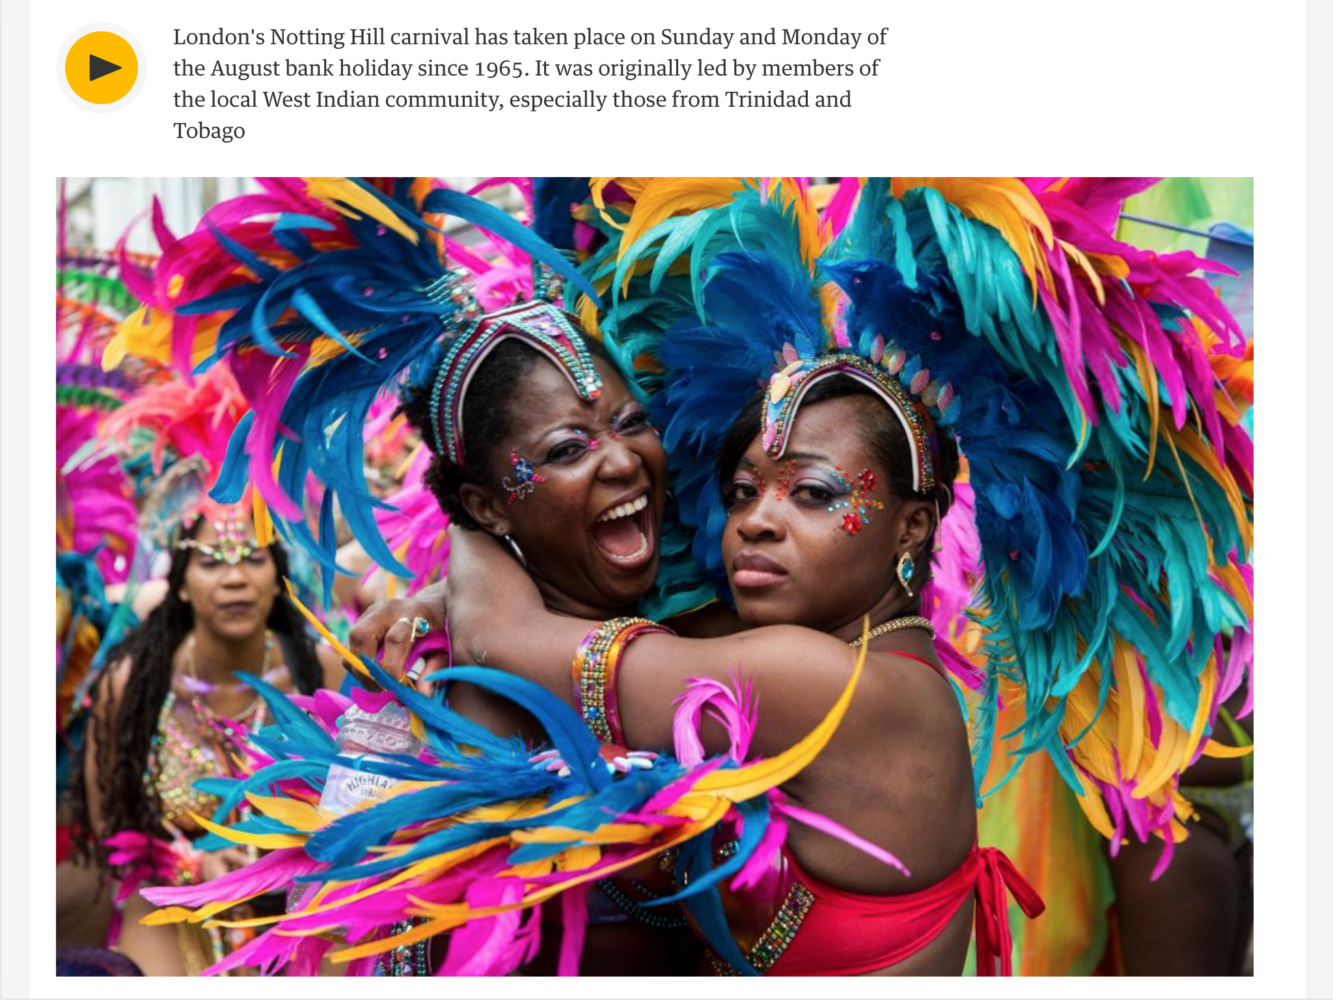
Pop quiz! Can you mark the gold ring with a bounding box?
[395,615,429,637]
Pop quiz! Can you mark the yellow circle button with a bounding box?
[65,30,139,105]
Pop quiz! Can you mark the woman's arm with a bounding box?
[444,529,859,758]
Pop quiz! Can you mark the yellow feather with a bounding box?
[1132,713,1183,799]
[103,306,222,372]
[1200,739,1255,759]
[511,821,659,846]
[500,859,557,880]
[1124,341,1162,480]
[1182,657,1218,764]
[252,487,276,547]
[189,811,309,850]
[303,178,418,244]
[330,915,456,961]
[140,906,195,927]
[244,792,333,832]
[1113,641,1145,778]
[1059,239,1106,305]
[892,178,1055,301]
[1162,422,1253,554]
[556,845,602,871]
[283,578,371,679]
[1070,781,1116,841]
[1212,558,1254,620]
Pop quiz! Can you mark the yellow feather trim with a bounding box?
[244,792,333,832]
[303,178,418,244]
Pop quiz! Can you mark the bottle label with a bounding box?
[320,756,401,815]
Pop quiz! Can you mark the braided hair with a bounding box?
[69,519,322,871]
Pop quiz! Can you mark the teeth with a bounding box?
[595,494,649,523]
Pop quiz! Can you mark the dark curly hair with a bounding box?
[70,520,322,872]
[717,376,961,579]
[398,330,611,530]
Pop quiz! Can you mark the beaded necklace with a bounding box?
[183,631,272,723]
[846,615,935,648]
[373,920,432,976]
[147,633,274,833]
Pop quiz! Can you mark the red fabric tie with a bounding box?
[973,847,1046,976]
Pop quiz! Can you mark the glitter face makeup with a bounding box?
[773,460,799,501]
[502,450,547,504]
[826,466,886,537]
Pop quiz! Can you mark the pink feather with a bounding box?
[773,802,911,877]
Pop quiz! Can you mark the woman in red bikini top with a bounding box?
[443,370,1044,976]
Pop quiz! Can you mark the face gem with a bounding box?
[503,450,547,505]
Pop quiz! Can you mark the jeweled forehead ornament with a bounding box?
[761,345,959,495]
[177,508,261,565]
[429,297,603,465]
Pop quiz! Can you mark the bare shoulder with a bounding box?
[724,626,877,755]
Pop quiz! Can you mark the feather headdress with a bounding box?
[581,177,1253,864]
[103,178,598,604]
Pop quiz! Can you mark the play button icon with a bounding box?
[62,26,140,107]
[89,54,121,82]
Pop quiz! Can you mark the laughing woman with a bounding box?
[386,309,704,975]
[99,178,716,974]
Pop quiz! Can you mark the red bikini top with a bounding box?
[715,651,1045,977]
[759,843,1044,976]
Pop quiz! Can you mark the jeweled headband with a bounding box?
[176,505,266,565]
[429,300,603,465]
[762,348,959,495]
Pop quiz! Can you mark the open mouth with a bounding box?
[216,601,256,615]
[590,492,654,569]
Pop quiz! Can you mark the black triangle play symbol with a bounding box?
[90,54,122,82]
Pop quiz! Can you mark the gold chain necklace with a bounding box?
[847,615,936,648]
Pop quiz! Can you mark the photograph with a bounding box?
[51,175,1255,978]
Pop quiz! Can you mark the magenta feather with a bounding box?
[557,886,589,976]
[142,847,325,908]
[772,801,910,878]
[671,672,757,766]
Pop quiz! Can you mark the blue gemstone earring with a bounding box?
[896,552,916,598]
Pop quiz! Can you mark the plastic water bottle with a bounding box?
[318,701,425,815]
[289,701,425,915]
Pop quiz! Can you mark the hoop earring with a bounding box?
[896,552,916,598]
[504,534,527,569]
